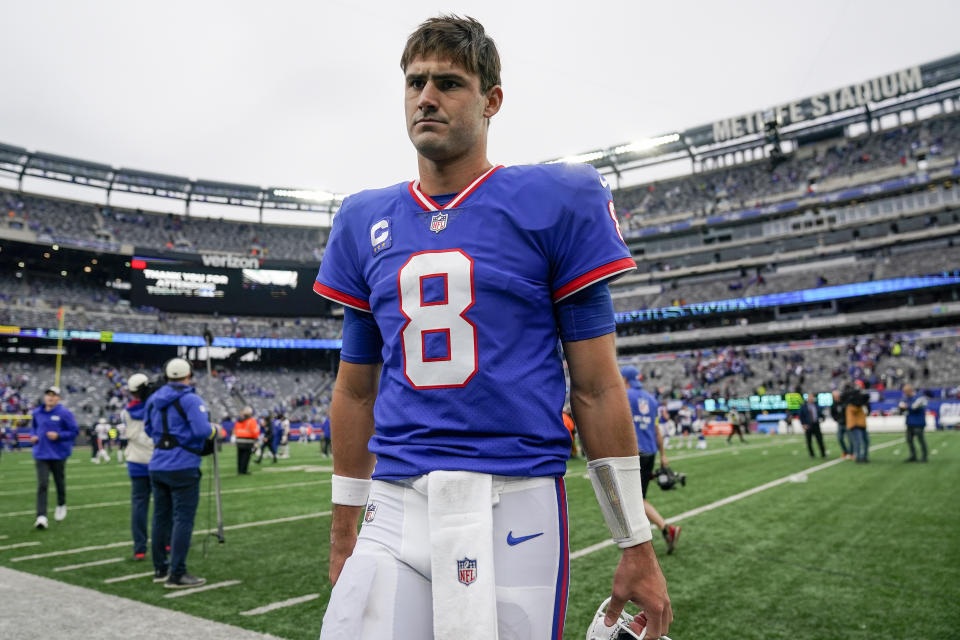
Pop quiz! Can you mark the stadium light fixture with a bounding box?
[547,150,606,165]
[52,244,59,251]
[43,252,50,259]
[83,266,91,273]
[60,270,67,276]
[18,261,24,267]
[613,133,681,156]
[272,188,345,203]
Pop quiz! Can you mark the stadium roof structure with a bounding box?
[545,52,960,183]
[0,144,345,217]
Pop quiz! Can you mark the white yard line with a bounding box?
[0,480,330,518]
[53,557,125,572]
[104,571,155,584]
[239,593,320,616]
[0,535,8,540]
[12,511,332,562]
[0,541,41,551]
[570,440,899,560]
[164,580,242,598]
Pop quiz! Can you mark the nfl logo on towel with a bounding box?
[430,212,448,233]
[457,557,477,586]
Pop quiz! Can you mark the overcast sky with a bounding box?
[2,0,959,215]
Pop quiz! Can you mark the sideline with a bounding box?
[11,511,332,562]
[0,567,280,640]
[570,440,899,560]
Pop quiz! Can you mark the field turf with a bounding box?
[1,432,957,639]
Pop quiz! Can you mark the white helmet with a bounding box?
[586,597,672,640]
[127,373,150,393]
[164,358,192,381]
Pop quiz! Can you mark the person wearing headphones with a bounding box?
[122,373,154,561]
[144,358,215,588]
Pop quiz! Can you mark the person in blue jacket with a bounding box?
[144,358,215,589]
[30,385,78,529]
[899,384,929,463]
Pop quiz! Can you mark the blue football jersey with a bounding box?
[627,385,659,455]
[315,163,635,479]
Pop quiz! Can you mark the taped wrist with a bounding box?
[331,474,372,506]
[587,456,653,548]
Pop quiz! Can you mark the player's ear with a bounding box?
[483,85,503,119]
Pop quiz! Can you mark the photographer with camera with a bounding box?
[121,373,154,561]
[144,358,216,588]
[842,381,871,463]
[621,366,681,554]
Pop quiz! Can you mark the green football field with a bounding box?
[1,432,958,639]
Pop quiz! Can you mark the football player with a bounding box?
[315,15,671,640]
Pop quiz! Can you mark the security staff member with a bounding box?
[30,386,78,529]
[144,358,215,588]
[234,407,260,474]
[798,391,826,458]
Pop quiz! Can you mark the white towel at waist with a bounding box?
[427,470,499,640]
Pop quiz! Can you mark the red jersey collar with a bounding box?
[408,165,503,212]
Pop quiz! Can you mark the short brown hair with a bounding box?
[400,15,502,92]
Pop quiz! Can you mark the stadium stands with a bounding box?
[0,361,333,425]
[1,189,328,262]
[620,328,960,400]
[614,112,960,227]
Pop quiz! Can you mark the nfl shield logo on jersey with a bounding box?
[457,557,477,586]
[430,212,448,233]
[364,502,378,523]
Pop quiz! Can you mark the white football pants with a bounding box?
[320,475,570,640]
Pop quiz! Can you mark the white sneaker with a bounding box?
[91,458,99,464]
[34,515,48,529]
[55,505,67,521]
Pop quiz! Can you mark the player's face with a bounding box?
[404,56,501,163]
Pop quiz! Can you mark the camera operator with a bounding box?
[144,358,215,588]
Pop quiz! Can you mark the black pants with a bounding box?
[906,425,928,461]
[805,424,826,457]
[237,442,254,473]
[256,439,277,463]
[321,437,331,457]
[35,458,67,517]
[727,425,746,443]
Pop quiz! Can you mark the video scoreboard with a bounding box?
[129,256,331,316]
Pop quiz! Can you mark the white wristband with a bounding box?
[331,474,372,506]
[587,455,653,548]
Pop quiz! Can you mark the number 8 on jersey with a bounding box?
[398,249,478,389]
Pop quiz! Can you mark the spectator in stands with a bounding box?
[798,391,826,458]
[121,373,154,561]
[30,386,78,529]
[144,358,215,588]
[234,407,260,474]
[899,384,929,463]
[831,389,853,460]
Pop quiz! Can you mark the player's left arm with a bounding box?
[563,333,672,637]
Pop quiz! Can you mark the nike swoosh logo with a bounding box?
[506,531,544,546]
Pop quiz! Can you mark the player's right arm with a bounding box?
[328,359,379,585]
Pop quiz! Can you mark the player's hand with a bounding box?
[660,454,669,467]
[605,541,672,638]
[328,504,363,585]
[46,431,59,441]
[30,435,39,444]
